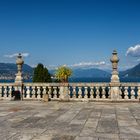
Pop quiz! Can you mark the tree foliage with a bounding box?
[55,66,72,82]
[33,63,51,82]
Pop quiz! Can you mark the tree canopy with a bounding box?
[33,63,51,82]
[55,66,72,82]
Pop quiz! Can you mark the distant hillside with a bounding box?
[72,68,111,78]
[2,62,140,80]
[50,68,111,78]
[0,63,33,79]
[120,63,140,77]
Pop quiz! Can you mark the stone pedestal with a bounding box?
[111,71,120,83]
[60,83,69,101]
[110,83,121,101]
[15,72,23,84]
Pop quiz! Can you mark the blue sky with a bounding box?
[0,0,140,70]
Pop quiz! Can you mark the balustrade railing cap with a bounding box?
[60,83,69,86]
[14,83,24,86]
[110,82,121,86]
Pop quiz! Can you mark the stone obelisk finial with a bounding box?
[110,50,120,83]
[15,53,24,84]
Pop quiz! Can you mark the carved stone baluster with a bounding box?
[96,87,100,99]
[26,86,30,99]
[108,87,111,98]
[19,86,22,99]
[32,86,36,99]
[53,87,57,99]
[37,86,41,99]
[119,87,122,99]
[124,87,129,99]
[22,86,26,99]
[102,87,106,99]
[42,86,46,98]
[131,87,135,99]
[73,87,76,98]
[8,86,12,99]
[43,86,49,101]
[0,86,2,99]
[78,87,82,98]
[4,86,7,98]
[90,87,94,99]
[84,87,88,99]
[48,87,52,99]
[138,87,140,99]
[68,87,70,98]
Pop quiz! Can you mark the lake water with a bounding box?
[69,77,140,83]
[1,77,140,83]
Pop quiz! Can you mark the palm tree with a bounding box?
[55,66,72,83]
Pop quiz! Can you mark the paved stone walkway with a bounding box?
[0,101,140,140]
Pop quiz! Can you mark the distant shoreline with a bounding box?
[1,77,140,83]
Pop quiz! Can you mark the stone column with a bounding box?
[15,53,24,84]
[110,50,120,83]
[110,50,121,101]
[60,83,70,101]
[15,53,24,100]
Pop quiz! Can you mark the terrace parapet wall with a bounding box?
[0,51,139,102]
[0,82,140,102]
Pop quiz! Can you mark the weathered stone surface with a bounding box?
[0,101,140,140]
[75,136,98,140]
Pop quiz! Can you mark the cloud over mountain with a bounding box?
[4,53,30,58]
[126,44,140,57]
[47,61,110,70]
[70,61,106,68]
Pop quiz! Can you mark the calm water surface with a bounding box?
[1,77,140,83]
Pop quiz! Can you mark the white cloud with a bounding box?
[22,53,30,57]
[4,53,30,58]
[46,61,109,70]
[126,44,140,57]
[70,61,106,68]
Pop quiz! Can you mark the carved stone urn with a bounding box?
[110,50,120,83]
[15,53,24,85]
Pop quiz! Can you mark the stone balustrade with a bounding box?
[0,82,140,102]
[0,50,139,102]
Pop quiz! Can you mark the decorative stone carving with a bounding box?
[131,87,135,99]
[90,87,94,99]
[42,86,49,102]
[102,87,106,99]
[110,50,120,83]
[110,50,121,101]
[32,86,36,99]
[78,87,82,98]
[15,53,24,84]
[37,86,41,99]
[96,87,100,99]
[124,87,129,99]
[84,87,88,99]
[73,87,76,98]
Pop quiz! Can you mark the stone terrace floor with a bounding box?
[0,101,140,140]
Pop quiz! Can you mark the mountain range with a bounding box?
[0,63,140,80]
[120,63,140,78]
[0,63,33,80]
